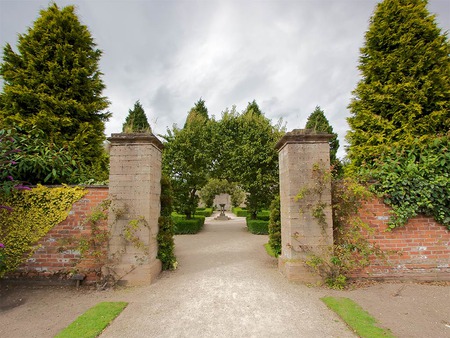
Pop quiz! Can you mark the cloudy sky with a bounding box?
[1,0,449,158]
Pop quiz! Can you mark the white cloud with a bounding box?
[1,0,449,158]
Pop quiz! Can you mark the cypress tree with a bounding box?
[346,0,450,167]
[184,98,209,127]
[0,3,110,172]
[305,106,340,166]
[122,100,151,133]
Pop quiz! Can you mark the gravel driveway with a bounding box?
[2,213,448,337]
[100,214,354,337]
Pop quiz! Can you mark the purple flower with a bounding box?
[15,184,31,191]
[10,160,17,165]
[7,175,14,181]
[0,243,4,248]
[0,205,13,212]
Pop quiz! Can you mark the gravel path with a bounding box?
[2,213,448,337]
[100,214,354,338]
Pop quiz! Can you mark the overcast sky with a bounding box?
[1,0,449,158]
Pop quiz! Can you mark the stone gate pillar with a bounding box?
[275,129,333,283]
[107,133,163,286]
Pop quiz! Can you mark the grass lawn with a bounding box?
[321,297,395,338]
[55,301,128,338]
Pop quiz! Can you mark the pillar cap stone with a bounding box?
[108,133,164,150]
[275,129,333,151]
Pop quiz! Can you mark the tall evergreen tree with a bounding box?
[122,100,151,133]
[346,0,450,167]
[184,98,209,127]
[0,3,110,174]
[305,106,339,166]
[243,100,262,116]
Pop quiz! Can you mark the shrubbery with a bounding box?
[195,207,213,217]
[0,185,86,277]
[232,207,247,217]
[157,176,177,270]
[268,196,281,256]
[246,219,269,235]
[172,213,205,235]
[359,136,450,230]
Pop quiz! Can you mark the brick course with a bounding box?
[351,198,450,281]
[10,186,109,283]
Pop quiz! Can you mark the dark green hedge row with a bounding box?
[195,208,213,217]
[232,207,247,217]
[246,219,269,235]
[256,210,270,221]
[172,214,205,234]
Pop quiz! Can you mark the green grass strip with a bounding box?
[321,297,395,338]
[55,301,128,338]
[264,243,277,258]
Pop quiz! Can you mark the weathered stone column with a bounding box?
[106,133,163,286]
[275,129,333,283]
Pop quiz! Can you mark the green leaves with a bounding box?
[360,136,450,230]
[0,3,109,182]
[347,0,450,169]
[122,100,151,133]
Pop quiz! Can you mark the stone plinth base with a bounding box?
[278,257,322,284]
[107,259,162,286]
[215,214,231,220]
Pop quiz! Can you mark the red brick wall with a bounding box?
[12,186,109,283]
[352,198,450,281]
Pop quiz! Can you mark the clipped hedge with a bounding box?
[232,207,247,217]
[256,210,270,221]
[174,219,203,234]
[195,208,213,217]
[246,219,269,235]
[172,213,205,235]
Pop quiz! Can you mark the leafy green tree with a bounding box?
[210,102,284,219]
[305,106,339,163]
[122,101,151,133]
[0,3,110,181]
[162,100,210,219]
[346,0,450,168]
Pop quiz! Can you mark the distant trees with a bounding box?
[163,99,284,219]
[123,101,151,133]
[162,99,210,219]
[346,0,449,169]
[0,3,110,183]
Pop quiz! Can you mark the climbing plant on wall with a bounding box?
[0,185,86,277]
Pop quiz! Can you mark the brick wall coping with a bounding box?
[108,132,164,150]
[275,129,333,151]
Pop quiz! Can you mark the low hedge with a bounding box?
[174,220,203,234]
[246,219,269,235]
[232,207,247,217]
[195,208,213,217]
[172,214,205,235]
[256,210,270,221]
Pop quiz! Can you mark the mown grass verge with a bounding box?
[55,302,128,338]
[321,297,395,338]
[264,243,277,258]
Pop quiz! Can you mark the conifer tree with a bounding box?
[122,101,151,133]
[0,3,110,176]
[346,0,450,167]
[305,106,339,166]
[184,98,209,127]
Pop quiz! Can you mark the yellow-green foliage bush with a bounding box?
[0,184,86,277]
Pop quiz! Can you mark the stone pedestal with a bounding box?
[275,129,333,283]
[107,133,163,286]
